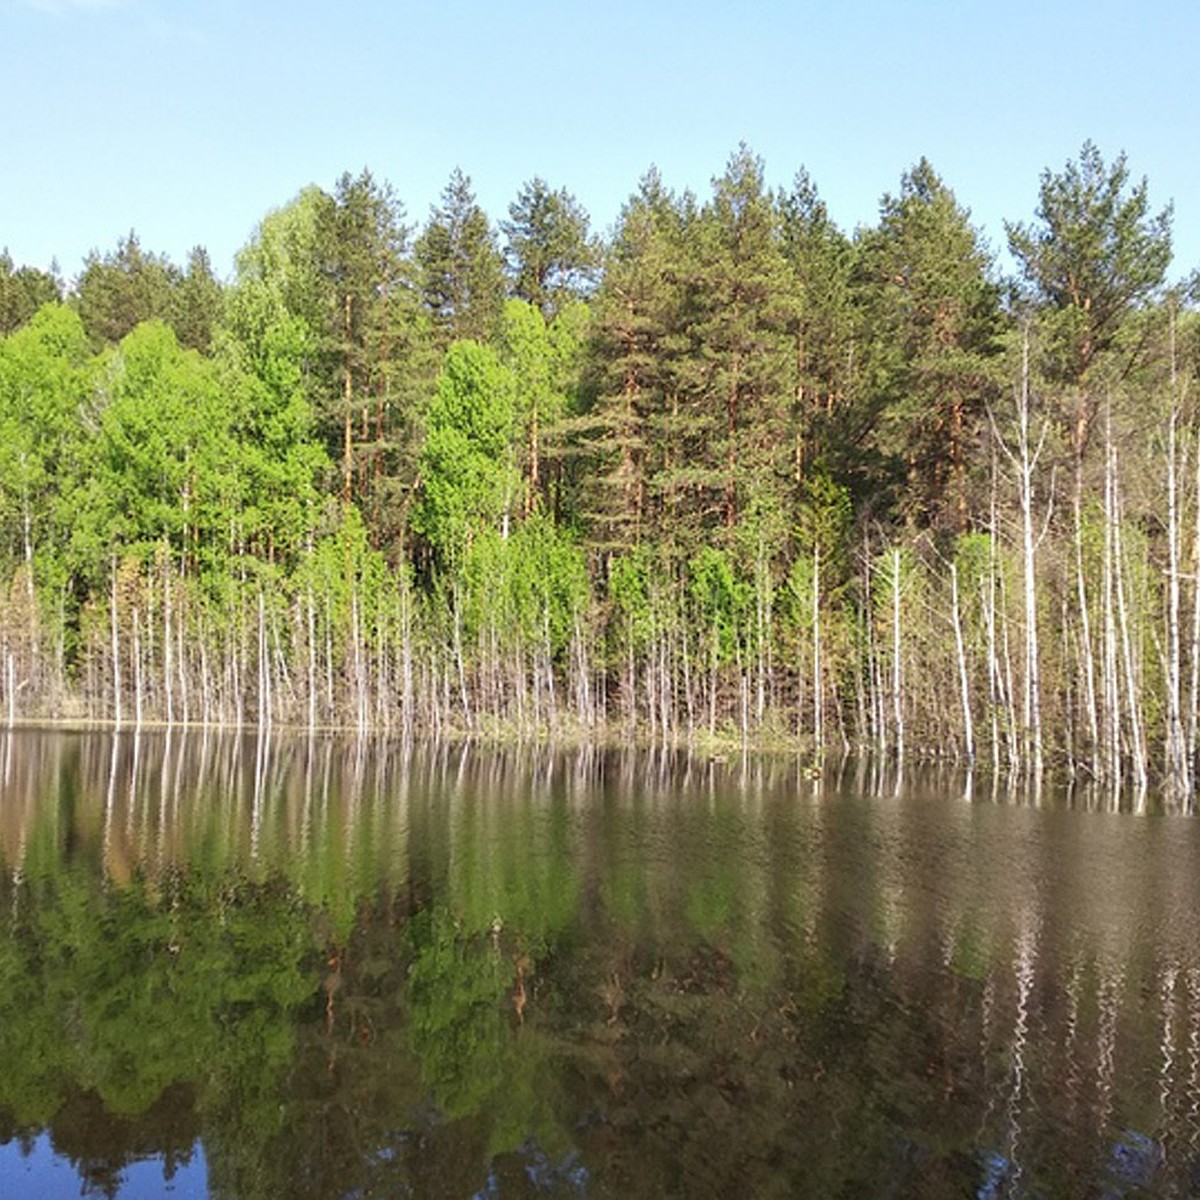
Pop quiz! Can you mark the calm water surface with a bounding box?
[1,731,1199,1198]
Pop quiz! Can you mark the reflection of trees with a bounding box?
[3,735,1200,1195]
[0,865,315,1199]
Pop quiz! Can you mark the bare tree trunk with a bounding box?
[164,551,174,726]
[111,560,123,728]
[1188,425,1200,799]
[950,561,974,762]
[1102,424,1121,787]
[892,547,904,763]
[132,605,143,731]
[452,581,471,728]
[342,293,354,505]
[5,648,14,730]
[1016,335,1043,778]
[1073,480,1100,779]
[1165,310,1190,799]
[307,589,317,731]
[983,559,1000,773]
[1111,441,1147,798]
[813,545,823,753]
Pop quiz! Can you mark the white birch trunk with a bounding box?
[950,561,974,762]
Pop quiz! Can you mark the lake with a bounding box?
[1,731,1198,1198]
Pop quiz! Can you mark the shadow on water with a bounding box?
[1,730,1200,1197]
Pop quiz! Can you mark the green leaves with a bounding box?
[0,303,92,584]
[415,340,518,565]
[416,168,506,346]
[503,177,598,320]
[1007,140,1173,381]
[87,322,235,560]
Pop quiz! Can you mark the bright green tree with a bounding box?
[78,321,239,579]
[413,340,519,566]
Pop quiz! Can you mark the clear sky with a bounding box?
[3,0,1197,286]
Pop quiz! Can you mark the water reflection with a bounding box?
[1,732,1200,1197]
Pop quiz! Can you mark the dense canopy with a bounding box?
[0,144,1196,795]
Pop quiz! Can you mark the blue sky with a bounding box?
[3,0,1197,285]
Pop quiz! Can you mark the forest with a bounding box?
[1,142,1197,795]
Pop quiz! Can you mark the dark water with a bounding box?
[1,733,1200,1198]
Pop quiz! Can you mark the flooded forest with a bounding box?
[1,142,1197,798]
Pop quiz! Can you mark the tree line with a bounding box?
[1,143,1197,795]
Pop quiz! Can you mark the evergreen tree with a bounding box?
[0,251,62,335]
[856,159,1003,527]
[169,246,224,354]
[585,169,692,554]
[1007,141,1173,463]
[312,170,431,533]
[1007,140,1173,384]
[777,170,859,503]
[502,178,598,320]
[74,231,179,348]
[415,169,506,347]
[687,146,792,544]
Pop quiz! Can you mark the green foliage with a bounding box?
[856,159,1003,525]
[584,169,694,554]
[690,546,748,665]
[405,909,512,1116]
[509,514,589,655]
[500,297,590,514]
[608,545,666,655]
[798,470,852,565]
[74,231,180,349]
[232,185,328,336]
[0,866,314,1131]
[213,308,327,562]
[415,340,519,564]
[79,321,238,576]
[0,250,62,335]
[1007,140,1173,381]
[460,515,588,660]
[0,148,1197,762]
[502,178,598,320]
[416,168,506,346]
[0,304,91,585]
[169,246,224,353]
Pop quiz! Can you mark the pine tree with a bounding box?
[856,159,1003,528]
[312,170,420,518]
[169,246,224,354]
[0,251,62,335]
[584,169,690,554]
[502,178,598,320]
[74,231,179,348]
[777,169,858,503]
[686,147,792,542]
[415,169,506,347]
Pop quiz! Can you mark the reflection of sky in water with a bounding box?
[0,1136,207,1199]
